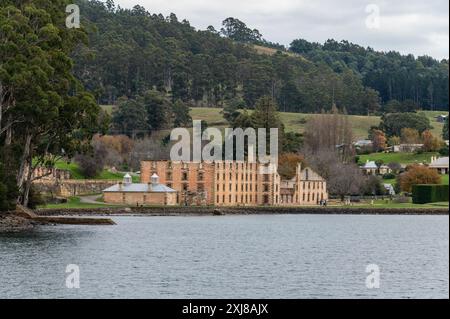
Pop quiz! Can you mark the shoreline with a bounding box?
[0,213,46,233]
[2,206,448,232]
[36,206,449,216]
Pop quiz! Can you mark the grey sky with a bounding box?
[111,0,449,59]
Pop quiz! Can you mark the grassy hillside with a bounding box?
[102,106,448,140]
[358,152,440,165]
[190,107,379,139]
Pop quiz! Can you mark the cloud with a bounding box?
[112,0,449,59]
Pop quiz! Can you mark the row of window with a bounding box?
[215,162,260,170]
[215,183,272,193]
[215,194,277,204]
[302,181,325,190]
[163,172,204,182]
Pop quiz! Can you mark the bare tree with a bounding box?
[129,133,172,171]
[303,148,365,200]
[303,105,354,162]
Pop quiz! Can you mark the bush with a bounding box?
[0,162,18,211]
[383,173,396,180]
[439,146,449,156]
[75,155,104,178]
[412,185,449,204]
[27,186,46,209]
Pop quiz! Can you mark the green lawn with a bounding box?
[350,199,448,209]
[40,196,120,209]
[420,110,449,137]
[55,160,138,181]
[358,152,439,165]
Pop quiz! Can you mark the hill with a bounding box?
[75,0,448,116]
[101,105,447,140]
[189,108,447,140]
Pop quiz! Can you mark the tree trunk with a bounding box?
[22,160,34,207]
[16,133,33,204]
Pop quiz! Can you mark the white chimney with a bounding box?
[123,173,132,185]
[151,173,159,186]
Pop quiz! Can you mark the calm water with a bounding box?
[0,215,448,299]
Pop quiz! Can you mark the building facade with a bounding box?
[141,161,328,206]
[429,156,449,175]
[103,174,178,206]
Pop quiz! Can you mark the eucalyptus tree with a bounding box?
[0,0,100,206]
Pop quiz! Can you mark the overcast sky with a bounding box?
[111,0,449,59]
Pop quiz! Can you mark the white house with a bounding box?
[429,156,449,175]
[360,160,392,176]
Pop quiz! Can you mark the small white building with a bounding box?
[361,160,378,175]
[360,160,392,176]
[436,114,448,123]
[429,156,449,175]
[354,140,373,148]
[384,184,396,196]
[393,144,424,153]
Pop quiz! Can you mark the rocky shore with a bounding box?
[36,206,449,216]
[0,212,42,232]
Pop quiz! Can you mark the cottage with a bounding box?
[393,144,424,153]
[429,156,449,175]
[435,114,448,123]
[360,160,392,176]
[103,173,178,206]
[354,140,373,149]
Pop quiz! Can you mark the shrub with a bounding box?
[399,165,441,192]
[412,185,449,204]
[27,186,46,209]
[439,146,449,156]
[383,173,396,180]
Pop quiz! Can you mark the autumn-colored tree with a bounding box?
[93,135,134,159]
[371,129,387,152]
[278,153,306,179]
[421,130,444,152]
[388,136,401,146]
[400,128,421,144]
[399,165,441,193]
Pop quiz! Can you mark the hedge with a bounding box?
[412,184,449,204]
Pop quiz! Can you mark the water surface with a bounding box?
[0,215,448,299]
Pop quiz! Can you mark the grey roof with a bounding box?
[429,157,449,168]
[361,161,378,169]
[103,183,177,193]
[354,140,373,146]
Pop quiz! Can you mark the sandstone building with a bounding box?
[141,160,328,206]
[103,173,178,206]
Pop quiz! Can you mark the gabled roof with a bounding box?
[354,139,373,146]
[361,161,378,169]
[103,183,177,193]
[429,157,449,168]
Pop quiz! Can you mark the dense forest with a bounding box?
[73,0,449,115]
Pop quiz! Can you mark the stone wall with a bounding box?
[104,191,178,206]
[36,206,449,216]
[34,180,119,197]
